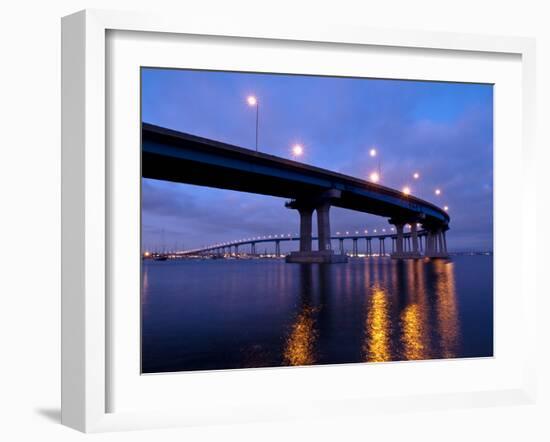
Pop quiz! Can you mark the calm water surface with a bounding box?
[141,256,493,373]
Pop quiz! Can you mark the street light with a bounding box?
[444,206,449,211]
[413,172,420,179]
[402,186,411,195]
[435,188,441,196]
[292,143,304,159]
[370,171,380,183]
[370,147,381,177]
[246,95,259,152]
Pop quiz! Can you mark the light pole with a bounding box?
[370,147,381,178]
[247,95,259,152]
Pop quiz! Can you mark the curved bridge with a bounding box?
[143,123,450,262]
[182,230,439,259]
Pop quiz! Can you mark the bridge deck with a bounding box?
[142,123,450,227]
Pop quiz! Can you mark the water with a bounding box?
[141,256,493,373]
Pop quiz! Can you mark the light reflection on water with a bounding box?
[363,285,391,362]
[141,256,492,373]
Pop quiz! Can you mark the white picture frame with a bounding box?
[61,9,537,433]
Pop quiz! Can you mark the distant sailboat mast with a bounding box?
[154,228,168,261]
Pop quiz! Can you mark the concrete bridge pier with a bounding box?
[285,190,348,264]
[251,242,256,255]
[423,225,449,258]
[339,238,344,254]
[379,237,385,256]
[275,240,281,257]
[390,219,422,259]
[317,201,332,252]
[298,206,314,252]
[352,238,358,257]
[410,223,421,257]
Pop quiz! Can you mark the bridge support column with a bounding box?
[352,238,358,257]
[235,244,239,255]
[424,226,449,258]
[285,191,347,263]
[339,238,344,254]
[298,207,313,252]
[379,238,386,256]
[316,201,331,252]
[251,242,256,255]
[275,240,281,257]
[392,222,405,257]
[390,219,421,259]
[411,223,419,254]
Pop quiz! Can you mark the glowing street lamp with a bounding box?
[292,143,304,159]
[435,188,441,196]
[370,171,380,183]
[413,172,420,179]
[402,186,411,196]
[246,95,259,152]
[444,205,449,211]
[369,148,377,157]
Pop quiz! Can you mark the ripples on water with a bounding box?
[141,256,493,373]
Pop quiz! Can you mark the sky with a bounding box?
[141,68,493,253]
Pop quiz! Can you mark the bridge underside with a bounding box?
[143,151,416,220]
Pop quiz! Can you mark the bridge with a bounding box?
[180,229,440,259]
[143,123,450,263]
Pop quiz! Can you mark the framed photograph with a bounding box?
[61,9,537,432]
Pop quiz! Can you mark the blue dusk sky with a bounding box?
[141,68,493,253]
